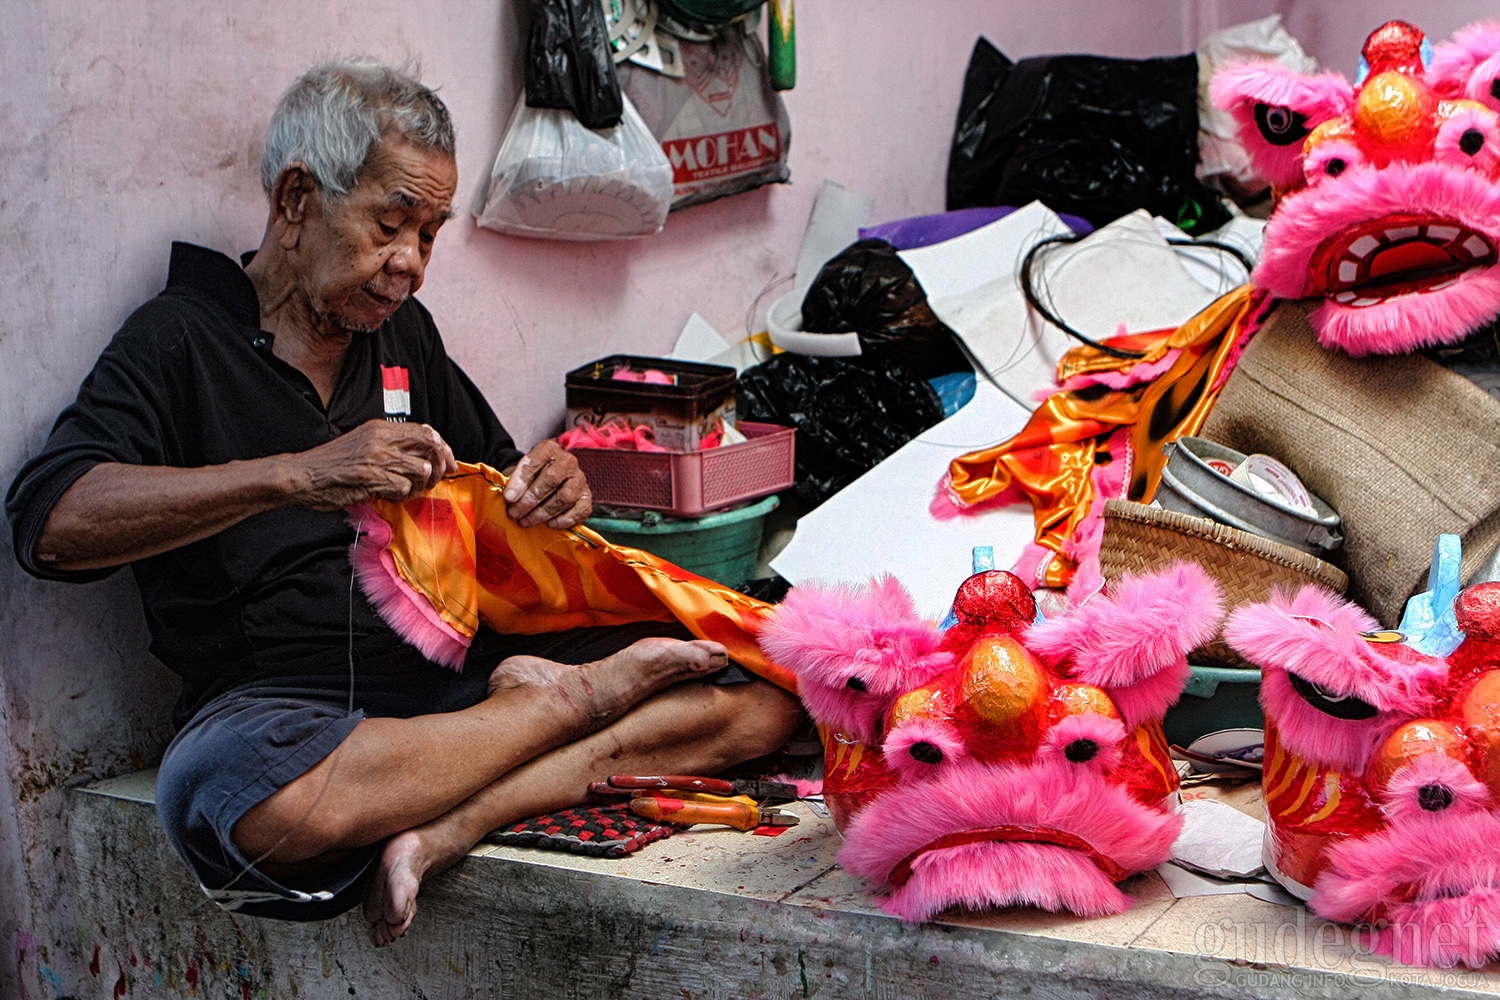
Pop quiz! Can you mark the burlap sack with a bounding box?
[1200,300,1500,626]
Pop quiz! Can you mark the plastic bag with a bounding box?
[524,0,623,130]
[798,239,971,379]
[618,20,791,211]
[946,38,1230,234]
[475,92,673,241]
[736,354,945,507]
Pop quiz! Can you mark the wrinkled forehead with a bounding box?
[350,135,458,214]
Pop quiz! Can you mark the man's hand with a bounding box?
[502,440,592,529]
[281,420,457,511]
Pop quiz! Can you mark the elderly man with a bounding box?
[6,61,802,945]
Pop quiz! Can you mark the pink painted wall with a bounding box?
[3,1,1496,994]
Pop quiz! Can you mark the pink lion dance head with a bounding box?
[1212,20,1500,355]
[761,564,1224,922]
[1227,581,1500,968]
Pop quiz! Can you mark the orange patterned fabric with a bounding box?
[945,285,1264,587]
[366,462,797,692]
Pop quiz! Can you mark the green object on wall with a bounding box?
[768,0,795,90]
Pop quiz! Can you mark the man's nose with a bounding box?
[385,232,425,281]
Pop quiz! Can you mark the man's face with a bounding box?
[293,136,457,334]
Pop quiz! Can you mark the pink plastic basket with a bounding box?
[570,422,796,516]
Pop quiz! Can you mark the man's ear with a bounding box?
[269,162,319,248]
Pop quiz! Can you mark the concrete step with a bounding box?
[64,770,1500,999]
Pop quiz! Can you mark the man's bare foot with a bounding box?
[363,817,476,947]
[487,637,728,727]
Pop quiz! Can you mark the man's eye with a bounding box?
[378,222,399,237]
[420,230,436,245]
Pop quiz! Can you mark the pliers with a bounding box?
[588,774,800,831]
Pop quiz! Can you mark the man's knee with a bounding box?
[709,680,805,762]
[232,771,346,864]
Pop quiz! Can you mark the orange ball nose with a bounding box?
[1367,718,1469,791]
[1354,71,1437,160]
[1462,671,1500,793]
[961,636,1047,725]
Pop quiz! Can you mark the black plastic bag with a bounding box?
[737,354,945,507]
[523,0,622,130]
[946,38,1229,234]
[799,239,972,379]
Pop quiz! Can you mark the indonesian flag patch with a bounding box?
[381,365,411,422]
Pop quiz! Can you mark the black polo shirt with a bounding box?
[6,242,524,719]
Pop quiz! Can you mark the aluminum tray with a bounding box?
[1156,437,1343,554]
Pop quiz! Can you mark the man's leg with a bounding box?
[232,636,729,866]
[365,678,804,945]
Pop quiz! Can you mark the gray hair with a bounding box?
[260,59,455,199]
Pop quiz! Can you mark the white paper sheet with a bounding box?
[670,312,732,363]
[770,380,1036,619]
[1154,214,1266,294]
[1171,798,1267,879]
[898,201,1070,305]
[794,179,876,292]
[930,209,1220,411]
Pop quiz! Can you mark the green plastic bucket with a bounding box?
[1163,665,1263,747]
[587,495,780,586]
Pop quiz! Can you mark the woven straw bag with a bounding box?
[1099,499,1349,669]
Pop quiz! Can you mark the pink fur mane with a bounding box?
[1024,561,1223,727]
[757,576,951,743]
[1428,21,1500,109]
[1209,62,1352,188]
[839,757,1181,922]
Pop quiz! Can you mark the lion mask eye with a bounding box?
[1255,102,1311,145]
[1288,672,1379,719]
[845,676,868,692]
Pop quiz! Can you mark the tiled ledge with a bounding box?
[59,770,1500,999]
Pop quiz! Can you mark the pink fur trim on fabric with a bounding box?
[758,576,952,743]
[1429,22,1500,108]
[346,504,471,670]
[1059,430,1130,605]
[1025,562,1221,726]
[838,757,1182,921]
[1256,161,1500,354]
[1222,587,1446,710]
[883,717,969,783]
[882,841,1132,921]
[1209,62,1352,188]
[1056,349,1182,394]
[1040,713,1126,773]
[1313,807,1500,967]
[929,475,1024,521]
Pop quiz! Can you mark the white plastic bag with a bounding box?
[475,92,673,241]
